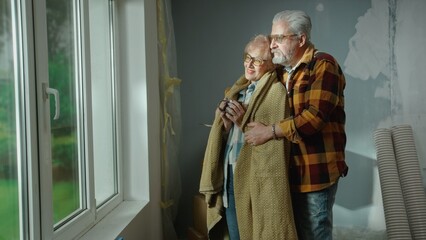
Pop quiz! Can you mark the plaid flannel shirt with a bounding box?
[278,44,348,193]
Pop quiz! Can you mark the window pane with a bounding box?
[89,0,118,206]
[0,0,20,239]
[46,0,84,227]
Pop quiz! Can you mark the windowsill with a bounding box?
[79,200,148,240]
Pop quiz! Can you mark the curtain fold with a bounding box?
[157,0,182,239]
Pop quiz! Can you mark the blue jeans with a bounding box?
[291,182,338,240]
[225,167,240,240]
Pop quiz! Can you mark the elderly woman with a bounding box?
[199,35,297,240]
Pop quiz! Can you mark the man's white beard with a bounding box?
[272,50,287,65]
[272,55,285,65]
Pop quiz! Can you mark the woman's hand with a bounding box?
[224,100,246,129]
[217,99,232,133]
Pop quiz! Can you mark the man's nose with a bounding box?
[270,39,277,49]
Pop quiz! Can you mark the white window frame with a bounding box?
[31,0,96,239]
[11,0,161,239]
[88,0,123,219]
[80,0,162,239]
[21,0,116,238]
[79,0,162,238]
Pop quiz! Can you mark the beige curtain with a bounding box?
[157,0,182,239]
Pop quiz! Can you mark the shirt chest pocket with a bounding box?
[292,79,310,112]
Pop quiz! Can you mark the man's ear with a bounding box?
[298,34,307,47]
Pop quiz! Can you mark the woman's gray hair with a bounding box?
[245,35,272,59]
[244,34,274,69]
[272,10,312,42]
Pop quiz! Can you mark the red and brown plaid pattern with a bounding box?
[278,45,348,193]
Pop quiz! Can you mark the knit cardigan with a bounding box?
[199,70,298,240]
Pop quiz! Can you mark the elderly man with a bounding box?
[245,10,348,240]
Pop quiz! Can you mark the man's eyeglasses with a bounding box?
[269,34,298,44]
[244,54,266,67]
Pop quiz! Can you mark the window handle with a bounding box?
[43,83,60,120]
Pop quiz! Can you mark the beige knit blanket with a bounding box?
[199,70,297,239]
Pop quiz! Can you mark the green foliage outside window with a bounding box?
[48,52,78,181]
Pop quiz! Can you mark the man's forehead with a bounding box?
[271,21,288,34]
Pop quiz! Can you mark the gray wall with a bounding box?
[171,0,426,237]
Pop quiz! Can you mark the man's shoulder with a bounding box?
[307,51,340,71]
[314,51,335,62]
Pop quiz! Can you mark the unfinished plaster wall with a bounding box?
[172,0,426,237]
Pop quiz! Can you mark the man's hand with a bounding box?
[244,122,273,146]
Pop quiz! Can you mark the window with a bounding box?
[46,0,88,228]
[0,0,123,239]
[0,0,21,239]
[88,0,120,209]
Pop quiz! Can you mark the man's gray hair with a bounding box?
[272,10,312,42]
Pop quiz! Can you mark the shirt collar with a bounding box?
[285,43,316,73]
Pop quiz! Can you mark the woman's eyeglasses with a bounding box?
[244,54,266,67]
